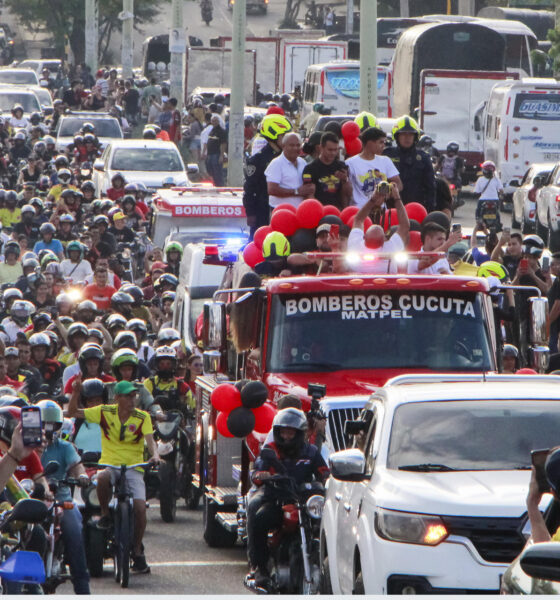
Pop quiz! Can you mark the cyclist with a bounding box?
[67,376,161,574]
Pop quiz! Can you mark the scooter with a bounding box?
[244,475,324,595]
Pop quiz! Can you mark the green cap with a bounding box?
[114,380,137,395]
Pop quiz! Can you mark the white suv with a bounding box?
[321,375,558,595]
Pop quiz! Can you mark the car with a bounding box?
[92,139,192,196]
[535,161,560,251]
[189,87,230,106]
[0,68,39,87]
[321,374,560,595]
[55,113,123,152]
[29,85,53,114]
[512,163,554,234]
[17,59,61,77]
[0,86,41,119]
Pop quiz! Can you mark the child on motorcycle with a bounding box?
[474,160,503,230]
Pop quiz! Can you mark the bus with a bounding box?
[483,78,560,195]
[301,61,391,119]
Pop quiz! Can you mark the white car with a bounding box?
[512,163,554,235]
[92,139,191,195]
[536,161,560,251]
[17,59,61,78]
[55,113,123,152]
[321,375,558,595]
[0,86,41,119]
[0,68,39,86]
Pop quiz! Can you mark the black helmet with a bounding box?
[3,241,20,258]
[83,133,96,145]
[272,408,307,458]
[93,215,109,228]
[143,127,156,139]
[81,180,95,193]
[418,134,433,148]
[78,343,104,376]
[127,318,148,338]
[121,194,136,208]
[447,141,459,154]
[32,312,53,330]
[81,378,106,401]
[5,190,17,204]
[154,273,178,292]
[111,291,134,313]
[120,284,143,306]
[113,330,138,351]
[82,122,96,134]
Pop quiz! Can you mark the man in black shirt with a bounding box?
[109,211,136,244]
[206,115,227,186]
[123,80,140,125]
[302,132,351,209]
[491,230,523,280]
[548,253,560,352]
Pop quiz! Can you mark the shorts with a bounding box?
[106,467,146,501]
[190,138,201,151]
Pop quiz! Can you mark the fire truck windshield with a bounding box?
[267,291,494,373]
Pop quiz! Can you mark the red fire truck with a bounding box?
[183,255,549,547]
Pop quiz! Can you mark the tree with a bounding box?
[5,0,168,65]
[280,0,305,29]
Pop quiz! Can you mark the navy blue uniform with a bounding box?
[384,145,436,212]
[243,144,280,236]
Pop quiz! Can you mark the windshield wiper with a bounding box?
[398,463,458,472]
[287,361,342,371]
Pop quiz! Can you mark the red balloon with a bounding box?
[323,205,341,218]
[243,242,264,269]
[341,120,360,140]
[211,384,242,413]
[253,403,277,434]
[345,137,362,157]
[216,411,234,438]
[253,226,273,250]
[517,368,538,375]
[407,230,423,252]
[405,202,428,224]
[270,209,299,237]
[347,216,373,230]
[382,208,399,232]
[272,203,297,214]
[340,206,359,224]
[296,198,324,229]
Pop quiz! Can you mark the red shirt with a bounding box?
[106,187,125,201]
[136,200,149,217]
[0,375,23,390]
[169,110,182,143]
[64,373,115,395]
[156,131,170,142]
[10,451,43,481]
[83,283,117,310]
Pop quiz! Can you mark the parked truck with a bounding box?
[181,255,549,547]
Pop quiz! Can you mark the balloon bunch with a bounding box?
[211,380,276,438]
[341,121,362,157]
[381,201,429,252]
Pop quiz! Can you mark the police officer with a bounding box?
[384,116,436,213]
[243,115,292,238]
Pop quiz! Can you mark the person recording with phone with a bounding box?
[527,448,560,544]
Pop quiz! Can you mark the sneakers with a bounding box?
[131,553,151,574]
[253,566,270,589]
[96,514,112,529]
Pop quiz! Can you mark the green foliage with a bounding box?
[5,0,168,64]
[548,26,560,78]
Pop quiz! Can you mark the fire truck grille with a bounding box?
[327,407,362,453]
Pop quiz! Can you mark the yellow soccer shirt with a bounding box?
[0,207,21,228]
[83,404,153,469]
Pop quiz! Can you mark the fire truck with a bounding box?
[181,252,549,547]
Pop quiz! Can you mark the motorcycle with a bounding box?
[201,0,213,25]
[244,475,325,595]
[478,199,502,232]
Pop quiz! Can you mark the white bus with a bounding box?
[483,78,560,194]
[301,61,391,119]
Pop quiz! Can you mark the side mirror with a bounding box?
[329,448,366,482]
[509,180,521,188]
[203,301,226,350]
[93,159,104,172]
[10,498,48,524]
[187,163,199,175]
[530,296,549,346]
[521,542,560,582]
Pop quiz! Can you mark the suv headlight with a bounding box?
[306,495,325,519]
[375,508,448,545]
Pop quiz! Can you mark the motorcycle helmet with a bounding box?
[39,222,56,236]
[57,168,72,183]
[272,408,307,458]
[27,272,46,291]
[110,291,134,315]
[82,122,96,135]
[392,115,421,142]
[67,322,89,340]
[156,328,181,346]
[106,313,127,334]
[121,194,136,209]
[3,288,23,306]
[154,273,178,293]
[40,252,58,269]
[161,291,176,304]
[111,173,125,186]
[127,318,148,339]
[36,399,63,433]
[78,343,104,376]
[259,114,292,141]
[0,406,21,445]
[59,213,75,225]
[143,126,157,139]
[481,160,496,177]
[93,215,109,228]
[502,344,519,359]
[446,141,459,154]
[165,241,183,259]
[30,197,44,211]
[154,345,177,379]
[354,111,377,131]
[262,231,290,260]
[73,134,84,146]
[29,332,51,348]
[522,234,545,258]
[111,348,139,380]
[3,241,20,259]
[83,133,96,145]
[119,284,144,307]
[5,190,17,205]
[66,240,83,259]
[124,183,138,194]
[22,257,40,272]
[81,180,95,193]
[21,205,35,217]
[10,300,35,321]
[32,312,53,331]
[113,330,138,351]
[100,199,114,212]
[418,134,434,149]
[81,377,105,400]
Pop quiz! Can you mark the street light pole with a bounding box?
[227,0,246,186]
[121,0,134,79]
[85,0,98,75]
[169,0,185,110]
[346,0,353,35]
[360,0,377,113]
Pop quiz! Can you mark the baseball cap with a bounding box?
[114,380,137,395]
[113,211,126,221]
[4,347,18,357]
[316,223,331,235]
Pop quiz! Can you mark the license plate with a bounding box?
[544,152,560,161]
[483,213,496,220]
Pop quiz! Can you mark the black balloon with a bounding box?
[423,210,450,233]
[241,380,268,409]
[318,215,344,226]
[409,219,421,232]
[289,228,317,253]
[235,379,250,392]
[227,407,256,438]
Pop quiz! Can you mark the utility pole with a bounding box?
[346,0,353,35]
[458,0,476,16]
[399,0,409,18]
[85,0,98,74]
[121,0,134,79]
[169,0,185,109]
[227,0,246,186]
[360,0,377,113]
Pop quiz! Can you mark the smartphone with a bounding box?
[542,256,550,272]
[503,227,511,235]
[452,223,462,233]
[331,224,339,238]
[21,406,42,447]
[520,258,529,269]
[532,449,551,493]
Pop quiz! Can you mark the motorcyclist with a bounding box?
[127,318,154,363]
[33,222,64,260]
[243,114,293,236]
[92,215,117,255]
[70,377,105,457]
[246,408,329,587]
[474,160,503,226]
[120,194,145,231]
[383,115,436,213]
[37,399,90,594]
[502,344,519,374]
[0,240,23,286]
[107,348,154,411]
[107,172,126,202]
[437,141,465,206]
[63,342,115,396]
[14,205,40,245]
[4,346,42,398]
[1,299,35,343]
[60,240,93,283]
[29,332,62,396]
[0,190,20,228]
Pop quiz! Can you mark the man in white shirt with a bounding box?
[408,222,453,275]
[60,242,93,283]
[265,132,315,208]
[346,127,402,208]
[346,183,409,274]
